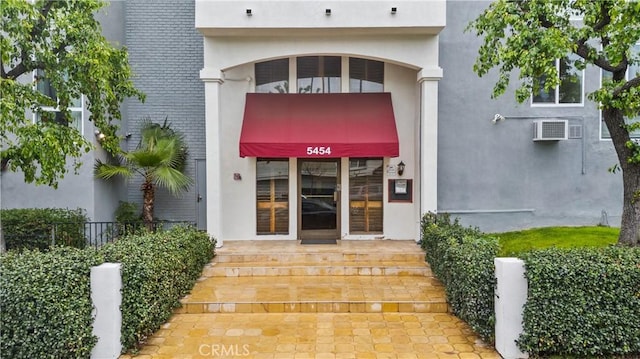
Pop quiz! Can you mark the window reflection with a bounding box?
[533,54,583,105]
[257,159,289,234]
[34,69,83,131]
[349,58,384,93]
[297,56,341,94]
[300,161,337,230]
[255,58,289,93]
[349,158,383,233]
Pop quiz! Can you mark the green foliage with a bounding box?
[420,212,499,343]
[467,0,640,106]
[494,226,620,256]
[115,201,140,223]
[0,225,214,357]
[0,247,104,359]
[95,118,192,227]
[518,247,640,357]
[467,0,640,246]
[114,201,145,235]
[1,208,89,251]
[100,226,215,352]
[0,0,144,187]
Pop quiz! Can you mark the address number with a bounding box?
[306,146,332,155]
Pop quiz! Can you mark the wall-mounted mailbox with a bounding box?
[388,179,412,202]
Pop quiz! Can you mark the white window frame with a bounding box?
[531,55,585,107]
[599,42,640,140]
[32,70,84,134]
[348,57,385,94]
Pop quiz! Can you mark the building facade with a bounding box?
[1,1,623,244]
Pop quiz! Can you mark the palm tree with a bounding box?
[95,119,192,229]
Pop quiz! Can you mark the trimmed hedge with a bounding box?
[0,247,103,359]
[0,226,215,357]
[518,247,640,358]
[420,212,498,343]
[2,208,89,250]
[100,225,215,352]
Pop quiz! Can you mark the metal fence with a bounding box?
[51,221,195,249]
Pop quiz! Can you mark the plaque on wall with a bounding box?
[388,179,412,203]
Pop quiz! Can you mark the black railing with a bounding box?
[51,221,195,249]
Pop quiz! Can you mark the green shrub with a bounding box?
[113,201,145,235]
[420,212,498,343]
[2,208,89,251]
[100,225,215,352]
[518,247,640,358]
[114,201,140,223]
[0,247,103,359]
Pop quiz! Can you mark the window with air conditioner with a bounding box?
[533,120,568,141]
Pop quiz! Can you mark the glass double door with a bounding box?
[299,159,340,240]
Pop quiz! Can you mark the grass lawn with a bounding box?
[492,226,620,256]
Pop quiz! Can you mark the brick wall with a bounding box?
[125,0,205,221]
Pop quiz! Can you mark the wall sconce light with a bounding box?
[391,7,397,14]
[397,161,405,176]
[325,8,331,16]
[94,130,106,142]
[125,132,132,139]
[246,8,252,16]
[492,113,505,124]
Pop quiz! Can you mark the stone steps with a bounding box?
[213,252,425,264]
[178,240,448,314]
[203,261,432,277]
[178,276,448,314]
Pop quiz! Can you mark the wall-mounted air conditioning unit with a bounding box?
[533,120,568,141]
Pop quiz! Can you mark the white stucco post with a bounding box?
[200,69,224,247]
[495,258,529,359]
[418,68,442,223]
[90,263,122,359]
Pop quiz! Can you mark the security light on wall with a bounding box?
[391,7,397,14]
[246,9,252,16]
[492,113,505,124]
[325,9,331,15]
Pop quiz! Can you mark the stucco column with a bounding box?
[200,69,224,247]
[418,68,442,220]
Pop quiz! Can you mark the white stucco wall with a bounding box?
[382,63,420,240]
[212,59,427,240]
[197,0,444,241]
[196,0,446,37]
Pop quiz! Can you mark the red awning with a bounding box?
[239,93,399,158]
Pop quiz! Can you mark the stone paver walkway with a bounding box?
[120,240,501,359]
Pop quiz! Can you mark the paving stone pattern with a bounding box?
[120,240,501,359]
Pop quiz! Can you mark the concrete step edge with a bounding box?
[202,265,433,277]
[213,254,425,263]
[175,301,450,314]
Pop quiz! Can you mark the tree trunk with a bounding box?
[603,106,640,246]
[141,179,155,231]
[619,166,640,246]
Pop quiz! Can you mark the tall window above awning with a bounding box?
[239,93,399,158]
